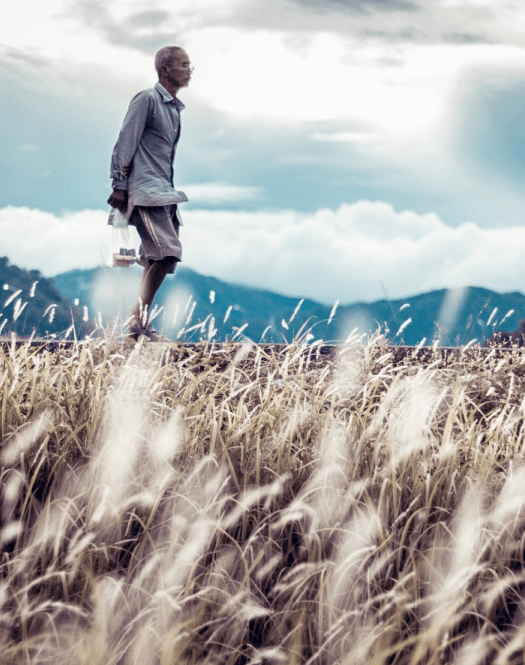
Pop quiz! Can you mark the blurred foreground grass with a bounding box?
[2,337,525,664]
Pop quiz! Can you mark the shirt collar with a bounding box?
[154,82,185,110]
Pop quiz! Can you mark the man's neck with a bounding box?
[159,78,180,99]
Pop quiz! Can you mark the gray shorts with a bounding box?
[129,205,182,274]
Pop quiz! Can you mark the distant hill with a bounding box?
[52,265,525,346]
[337,287,525,346]
[0,257,76,338]
[2,256,523,344]
[52,265,332,343]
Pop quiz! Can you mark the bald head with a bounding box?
[154,46,184,78]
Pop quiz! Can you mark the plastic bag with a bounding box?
[107,208,137,268]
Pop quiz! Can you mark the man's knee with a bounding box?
[152,256,177,270]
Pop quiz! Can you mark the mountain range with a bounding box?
[2,256,524,345]
[0,257,73,338]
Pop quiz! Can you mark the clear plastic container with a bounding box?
[107,208,137,268]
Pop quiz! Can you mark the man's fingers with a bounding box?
[107,195,120,209]
[107,190,128,210]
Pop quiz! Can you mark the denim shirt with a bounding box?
[110,82,188,218]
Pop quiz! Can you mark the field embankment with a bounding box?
[1,338,525,664]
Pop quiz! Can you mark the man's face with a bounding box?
[162,50,192,89]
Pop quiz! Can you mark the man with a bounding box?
[108,45,193,342]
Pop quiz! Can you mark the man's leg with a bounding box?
[127,204,181,339]
[129,257,176,333]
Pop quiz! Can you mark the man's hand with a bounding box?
[107,189,128,212]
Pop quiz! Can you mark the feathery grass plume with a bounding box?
[3,289,23,309]
[487,307,498,327]
[289,299,304,324]
[499,308,515,327]
[395,317,412,337]
[2,409,54,467]
[223,305,233,324]
[328,299,339,326]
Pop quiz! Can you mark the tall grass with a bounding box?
[2,335,525,663]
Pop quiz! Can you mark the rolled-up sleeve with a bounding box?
[110,91,151,191]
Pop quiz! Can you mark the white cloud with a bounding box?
[3,202,525,304]
[0,206,110,275]
[181,182,263,204]
[180,202,525,303]
[5,0,525,137]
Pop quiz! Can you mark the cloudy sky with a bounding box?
[2,0,525,305]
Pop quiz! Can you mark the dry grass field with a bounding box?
[2,334,525,664]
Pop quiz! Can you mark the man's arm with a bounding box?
[108,91,151,208]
